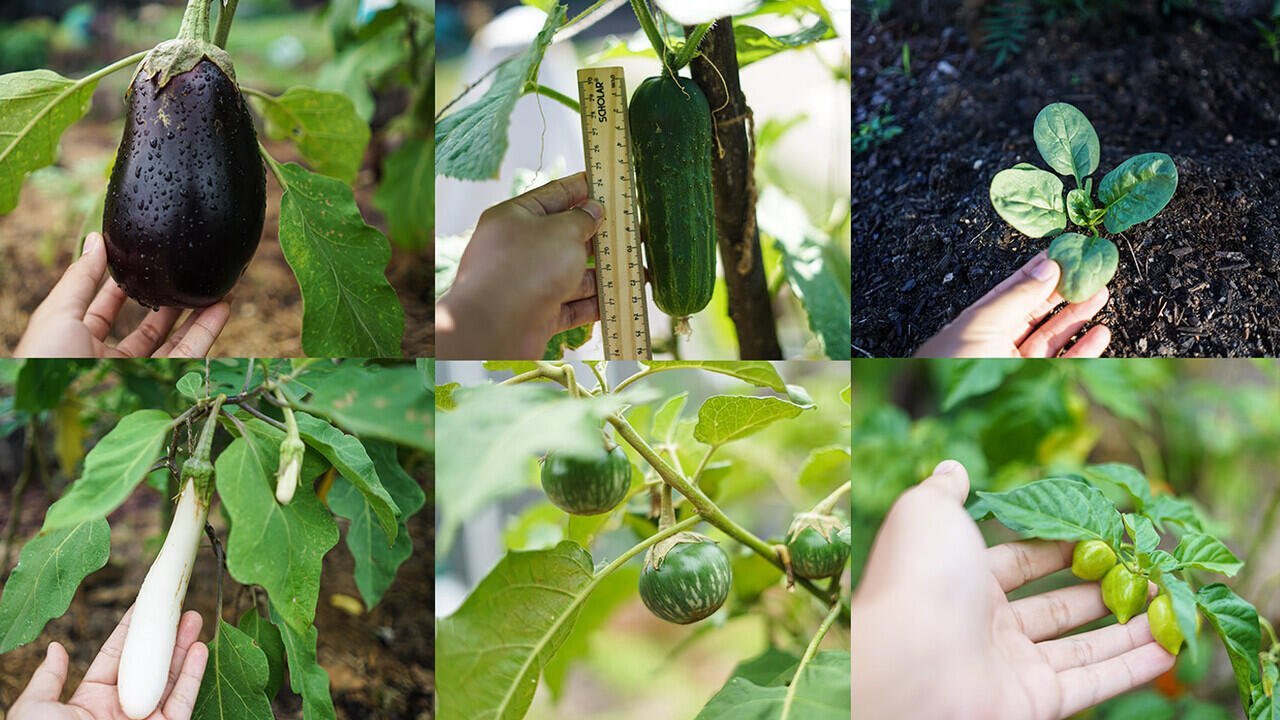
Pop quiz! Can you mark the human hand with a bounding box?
[14,233,232,358]
[8,606,207,720]
[914,252,1111,358]
[437,172,603,359]
[851,460,1171,720]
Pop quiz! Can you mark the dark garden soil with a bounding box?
[853,2,1280,357]
[0,465,435,719]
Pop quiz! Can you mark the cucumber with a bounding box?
[629,73,716,328]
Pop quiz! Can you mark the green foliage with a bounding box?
[852,106,903,156]
[983,0,1032,68]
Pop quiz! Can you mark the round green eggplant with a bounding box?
[103,58,265,309]
[540,443,631,515]
[786,525,851,579]
[638,540,732,624]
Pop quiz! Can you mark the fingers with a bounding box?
[161,611,205,700]
[567,270,596,303]
[14,641,70,705]
[555,297,600,335]
[973,253,1066,335]
[1056,642,1174,718]
[1008,581,1112,642]
[83,604,133,684]
[161,640,208,720]
[1018,287,1110,357]
[543,199,605,247]
[511,172,591,216]
[918,459,969,504]
[1061,324,1112,358]
[38,233,108,319]
[82,281,130,341]
[113,307,182,358]
[157,301,231,358]
[1038,613,1158,671]
[985,538,1073,594]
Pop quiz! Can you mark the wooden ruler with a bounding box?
[576,66,652,360]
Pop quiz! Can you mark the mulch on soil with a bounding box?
[853,2,1280,357]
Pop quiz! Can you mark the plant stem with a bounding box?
[588,362,610,393]
[528,83,579,113]
[630,0,670,70]
[814,481,851,515]
[780,601,843,719]
[213,0,240,49]
[612,366,659,394]
[671,22,712,69]
[177,0,212,43]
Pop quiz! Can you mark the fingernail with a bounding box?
[933,459,963,476]
[1031,257,1056,281]
[82,233,103,256]
[580,200,605,222]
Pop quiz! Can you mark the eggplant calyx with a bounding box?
[135,38,236,89]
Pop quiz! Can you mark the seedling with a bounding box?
[989,102,1178,302]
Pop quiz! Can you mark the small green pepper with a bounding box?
[1071,540,1117,581]
[1148,593,1199,656]
[1101,564,1147,624]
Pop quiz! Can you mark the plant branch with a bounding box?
[213,0,240,49]
[814,481,851,515]
[238,403,288,432]
[780,601,843,718]
[527,83,579,113]
[630,0,670,69]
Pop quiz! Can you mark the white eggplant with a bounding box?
[117,477,208,719]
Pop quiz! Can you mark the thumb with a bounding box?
[15,642,69,705]
[977,254,1062,321]
[41,233,108,318]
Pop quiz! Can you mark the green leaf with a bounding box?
[1046,232,1118,303]
[42,410,172,531]
[435,384,628,557]
[651,392,689,441]
[328,440,426,608]
[252,86,370,185]
[275,161,405,357]
[283,363,431,452]
[797,446,851,493]
[269,603,337,720]
[373,135,432,250]
[1099,152,1178,234]
[438,541,594,719]
[435,4,565,179]
[216,437,339,634]
[638,361,788,392]
[237,609,285,701]
[192,619,273,720]
[693,395,808,448]
[733,20,834,67]
[0,69,97,215]
[1066,188,1095,227]
[989,165,1066,238]
[540,565,640,698]
[14,359,87,412]
[1033,102,1099,186]
[1173,533,1243,576]
[940,359,1024,410]
[694,650,850,720]
[543,323,593,360]
[294,413,400,544]
[0,519,110,653]
[976,476,1123,544]
[1196,583,1260,706]
[177,371,207,400]
[759,188,850,360]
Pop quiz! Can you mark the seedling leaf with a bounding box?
[1047,233,1118,303]
[990,166,1066,238]
[1099,152,1178,234]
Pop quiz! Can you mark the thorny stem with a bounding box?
[671,22,712,69]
